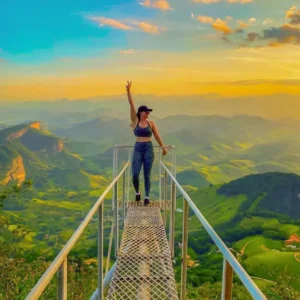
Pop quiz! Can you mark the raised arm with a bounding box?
[126,81,138,123]
[150,121,168,156]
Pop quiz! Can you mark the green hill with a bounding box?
[173,172,300,290]
[176,170,209,188]
[217,172,300,219]
[0,122,105,190]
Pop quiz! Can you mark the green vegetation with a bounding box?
[171,173,300,292]
[176,170,209,188]
[1,116,300,298]
[218,172,300,219]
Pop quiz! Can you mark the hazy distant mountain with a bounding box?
[2,114,300,190]
[50,114,300,180]
[158,115,279,144]
[53,117,135,148]
[52,114,283,150]
[1,94,300,125]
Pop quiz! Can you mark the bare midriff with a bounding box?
[136,137,152,142]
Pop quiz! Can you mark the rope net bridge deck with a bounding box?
[25,145,267,300]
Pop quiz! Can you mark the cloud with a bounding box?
[137,22,165,34]
[237,25,300,47]
[237,20,249,28]
[228,56,268,63]
[120,49,137,54]
[255,7,300,46]
[193,0,220,3]
[140,66,182,72]
[263,24,300,46]
[193,0,252,3]
[197,15,214,24]
[234,47,265,52]
[227,0,252,3]
[212,18,232,34]
[195,14,248,35]
[236,18,256,28]
[139,0,172,10]
[194,14,231,33]
[187,79,300,86]
[86,16,165,34]
[247,32,260,41]
[263,18,274,26]
[225,8,300,47]
[87,16,133,30]
[222,36,233,43]
[286,6,300,25]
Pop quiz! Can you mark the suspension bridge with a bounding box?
[25,145,267,300]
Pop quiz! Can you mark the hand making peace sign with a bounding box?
[126,81,132,93]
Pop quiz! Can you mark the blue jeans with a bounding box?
[132,142,155,197]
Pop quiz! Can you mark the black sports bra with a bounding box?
[134,121,153,137]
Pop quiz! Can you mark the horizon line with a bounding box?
[1,92,300,103]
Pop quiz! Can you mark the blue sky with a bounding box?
[1,0,300,100]
[0,0,292,61]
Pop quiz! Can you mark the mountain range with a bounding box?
[1,94,300,127]
[2,113,300,190]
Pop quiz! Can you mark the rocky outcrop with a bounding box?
[52,140,64,154]
[1,156,26,186]
[30,121,40,130]
[6,121,41,142]
[7,128,28,141]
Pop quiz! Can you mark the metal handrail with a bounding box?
[113,144,175,149]
[25,141,267,299]
[160,162,267,300]
[26,161,130,300]
[90,262,117,300]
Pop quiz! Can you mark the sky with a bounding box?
[1,0,300,101]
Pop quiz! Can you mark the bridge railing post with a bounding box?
[114,181,119,258]
[159,147,162,207]
[181,198,189,300]
[164,170,167,226]
[57,257,67,300]
[172,147,176,210]
[169,181,175,257]
[98,202,104,300]
[122,172,126,229]
[127,148,131,204]
[222,259,233,300]
[112,147,116,210]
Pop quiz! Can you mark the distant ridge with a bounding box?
[218,172,300,219]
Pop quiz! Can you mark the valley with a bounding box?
[0,110,300,299]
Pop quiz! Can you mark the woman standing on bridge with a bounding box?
[126,81,167,206]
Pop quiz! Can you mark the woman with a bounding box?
[126,81,167,206]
